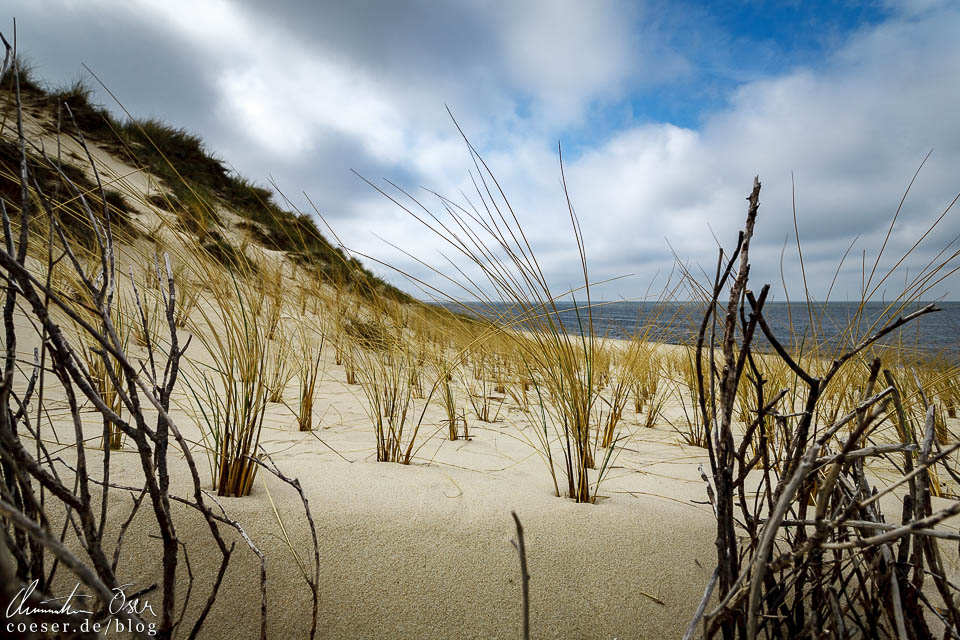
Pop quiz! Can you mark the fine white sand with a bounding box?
[42,332,722,638]
[38,323,960,638]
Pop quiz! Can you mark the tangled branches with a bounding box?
[688,178,960,639]
[0,37,256,639]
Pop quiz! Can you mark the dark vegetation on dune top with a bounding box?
[0,56,413,304]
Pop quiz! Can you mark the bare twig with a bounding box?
[511,511,531,640]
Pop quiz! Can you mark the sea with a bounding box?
[433,300,960,361]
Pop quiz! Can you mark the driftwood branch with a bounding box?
[688,178,960,640]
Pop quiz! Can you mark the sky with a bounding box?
[6,0,960,302]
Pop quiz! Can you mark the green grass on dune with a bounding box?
[0,68,413,304]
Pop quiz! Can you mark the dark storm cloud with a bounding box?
[234,1,499,84]
[9,4,217,129]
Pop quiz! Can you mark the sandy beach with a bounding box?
[3,38,960,640]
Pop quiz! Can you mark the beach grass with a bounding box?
[2,44,960,640]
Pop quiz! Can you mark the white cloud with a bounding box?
[535,4,960,300]
[491,0,639,124]
[11,0,960,300]
[216,58,406,162]
[176,0,960,300]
